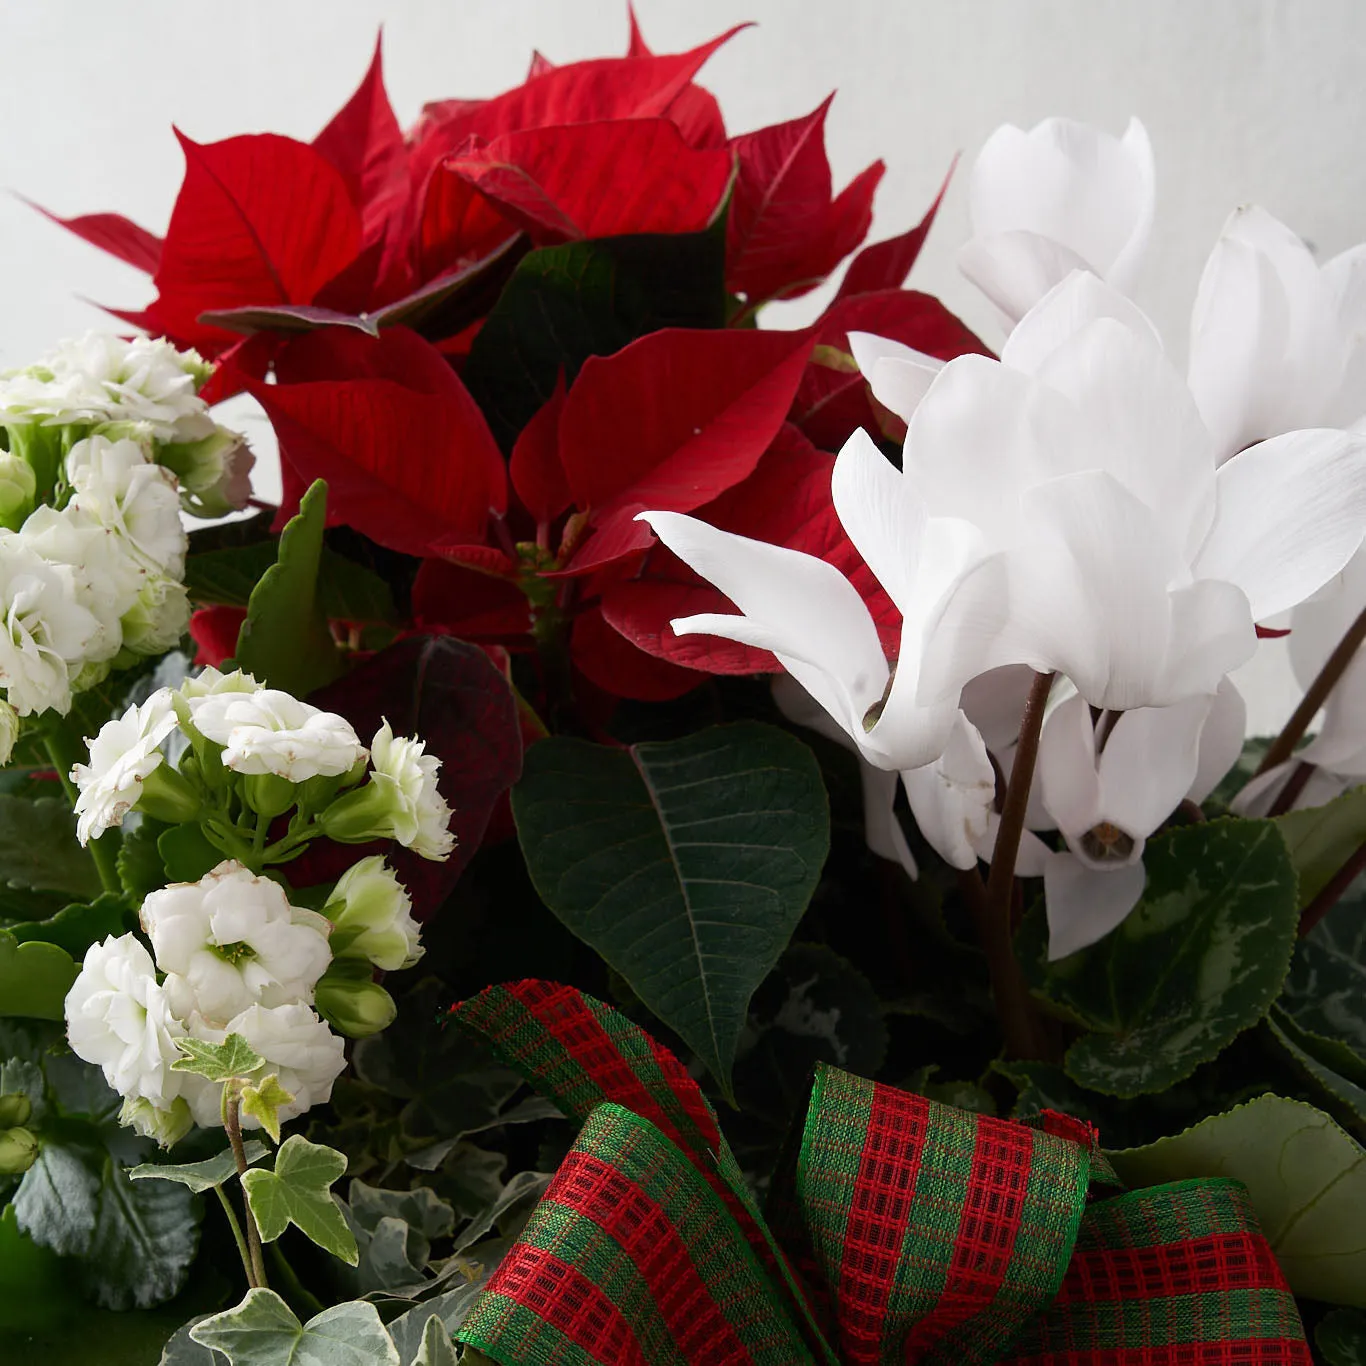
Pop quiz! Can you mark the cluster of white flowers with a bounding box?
[64,666,443,1145]
[642,116,1366,960]
[0,334,255,755]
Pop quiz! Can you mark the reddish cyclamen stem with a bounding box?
[1298,835,1366,936]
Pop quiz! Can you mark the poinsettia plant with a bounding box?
[3,11,1366,1366]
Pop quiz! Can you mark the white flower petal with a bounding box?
[1098,695,1211,837]
[847,331,943,424]
[1189,679,1248,805]
[1002,270,1162,375]
[1044,853,1147,960]
[1037,694,1102,839]
[957,231,1094,327]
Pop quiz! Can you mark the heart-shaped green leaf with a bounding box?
[241,1135,357,1265]
[1275,783,1366,908]
[190,1289,397,1365]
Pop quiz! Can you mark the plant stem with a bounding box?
[212,1183,256,1291]
[1298,835,1366,935]
[1257,603,1366,775]
[42,729,119,895]
[222,1087,268,1290]
[979,669,1054,1060]
[1266,760,1316,819]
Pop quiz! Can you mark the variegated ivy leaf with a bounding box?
[240,1075,294,1144]
[172,1034,264,1084]
[240,1136,357,1265]
[190,1289,397,1365]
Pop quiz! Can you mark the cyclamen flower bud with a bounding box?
[325,856,423,971]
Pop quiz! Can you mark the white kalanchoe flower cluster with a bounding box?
[640,112,1366,962]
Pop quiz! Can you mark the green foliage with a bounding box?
[190,1291,398,1366]
[117,818,170,902]
[1109,1095,1366,1307]
[240,1135,358,1265]
[159,821,224,884]
[232,480,344,696]
[1022,819,1300,1096]
[414,1316,459,1366]
[129,1142,270,1194]
[240,1075,294,1144]
[0,795,102,899]
[0,931,78,1020]
[1274,783,1366,908]
[1265,1009,1366,1130]
[1319,1309,1366,1366]
[172,1034,265,1084]
[339,1180,458,1294]
[463,227,727,448]
[512,722,829,1098]
[5,893,133,957]
[1281,891,1366,1058]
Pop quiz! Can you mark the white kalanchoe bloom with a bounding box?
[178,1002,347,1131]
[361,720,456,861]
[159,425,256,518]
[1189,206,1366,463]
[1035,680,1247,959]
[179,664,261,700]
[189,688,367,781]
[958,116,1155,327]
[64,934,187,1108]
[71,688,178,845]
[0,698,16,766]
[327,856,424,971]
[142,860,333,1025]
[119,1095,194,1149]
[0,333,213,441]
[121,575,192,656]
[882,272,1366,711]
[0,530,103,715]
[66,435,187,577]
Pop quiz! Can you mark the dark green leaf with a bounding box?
[1319,1309,1366,1366]
[159,822,226,884]
[117,817,170,902]
[7,893,133,957]
[1023,819,1298,1096]
[463,228,726,448]
[348,1180,455,1241]
[233,480,344,696]
[0,931,78,1020]
[240,1135,357,1264]
[0,796,101,898]
[1266,1009,1366,1129]
[130,1141,270,1194]
[190,1290,398,1366]
[1108,1095,1366,1307]
[13,1141,100,1256]
[1275,783,1366,908]
[0,1058,46,1124]
[513,723,829,1098]
[1282,891,1366,1060]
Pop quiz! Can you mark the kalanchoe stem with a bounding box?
[222,1083,268,1290]
[1298,834,1366,935]
[1257,602,1366,776]
[42,725,118,894]
[982,670,1055,1060]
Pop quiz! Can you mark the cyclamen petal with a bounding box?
[1044,854,1147,961]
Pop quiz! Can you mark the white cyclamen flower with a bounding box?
[65,934,187,1108]
[179,1002,347,1130]
[189,688,367,780]
[66,435,187,577]
[368,721,456,861]
[0,530,103,715]
[1189,206,1366,462]
[895,272,1366,711]
[71,688,178,845]
[957,116,1155,327]
[142,860,333,1025]
[327,856,424,971]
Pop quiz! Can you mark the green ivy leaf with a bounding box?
[190,1290,397,1366]
[462,227,727,449]
[349,1180,456,1242]
[340,1180,458,1295]
[186,541,397,624]
[240,1135,358,1264]
[232,480,344,697]
[412,1316,459,1366]
[1022,819,1299,1096]
[240,1075,294,1144]
[387,1285,489,1365]
[172,1034,265,1084]
[1108,1095,1366,1307]
[1275,783,1366,908]
[129,1141,270,1194]
[6,893,133,958]
[512,723,829,1098]
[0,796,102,898]
[0,931,78,1020]
[1282,891,1366,1060]
[1319,1308,1366,1366]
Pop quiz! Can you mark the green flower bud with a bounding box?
[325,856,423,971]
[135,764,202,824]
[0,699,18,769]
[0,1092,32,1128]
[242,772,297,821]
[316,781,392,845]
[0,451,36,530]
[0,1126,38,1175]
[314,966,397,1039]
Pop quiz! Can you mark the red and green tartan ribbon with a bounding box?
[449,982,1310,1366]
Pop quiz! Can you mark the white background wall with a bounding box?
[3,0,1363,728]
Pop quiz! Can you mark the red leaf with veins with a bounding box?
[835,158,956,300]
[572,603,705,701]
[417,173,518,286]
[601,423,899,674]
[511,373,571,526]
[442,119,733,242]
[152,132,361,352]
[26,203,162,274]
[250,328,506,555]
[727,98,882,304]
[413,557,533,641]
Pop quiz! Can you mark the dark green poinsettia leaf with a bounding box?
[463,226,726,449]
[1319,1308,1366,1366]
[191,1290,398,1366]
[0,796,102,899]
[1022,819,1299,1097]
[1275,784,1366,908]
[1282,890,1366,1061]
[0,932,78,1020]
[512,723,830,1099]
[1108,1095,1366,1308]
[232,479,344,697]
[6,893,133,958]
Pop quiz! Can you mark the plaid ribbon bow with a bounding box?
[448,981,1310,1366]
